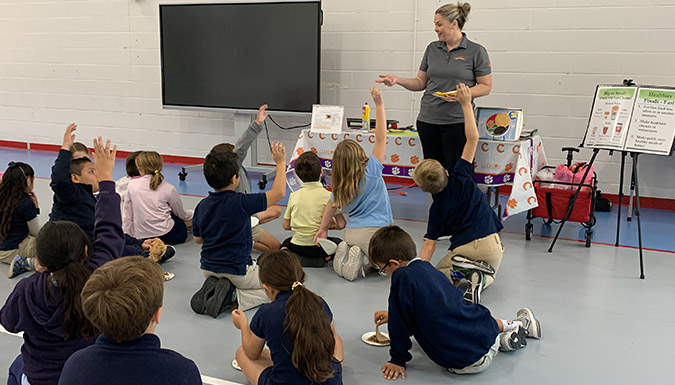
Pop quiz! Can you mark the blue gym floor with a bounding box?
[1,146,674,385]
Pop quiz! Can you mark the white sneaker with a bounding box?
[499,325,527,352]
[333,241,348,277]
[516,308,541,339]
[341,246,363,281]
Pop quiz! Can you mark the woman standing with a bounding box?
[377,2,491,172]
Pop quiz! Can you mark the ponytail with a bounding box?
[259,251,337,383]
[36,221,98,339]
[135,151,164,190]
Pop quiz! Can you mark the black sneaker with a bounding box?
[499,325,528,352]
[464,270,484,304]
[205,278,233,318]
[190,276,219,315]
[451,256,495,275]
[159,245,176,263]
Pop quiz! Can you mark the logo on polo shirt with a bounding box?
[453,55,467,61]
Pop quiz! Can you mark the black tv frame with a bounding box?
[159,1,322,114]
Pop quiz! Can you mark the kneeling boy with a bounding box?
[369,225,540,380]
[413,83,504,304]
[193,142,287,311]
[59,257,201,385]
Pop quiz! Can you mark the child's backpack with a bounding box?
[190,276,238,318]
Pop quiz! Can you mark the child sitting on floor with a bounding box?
[1,137,125,385]
[192,142,287,311]
[282,151,345,267]
[115,150,142,216]
[315,86,393,281]
[209,104,282,252]
[0,162,40,278]
[369,225,541,380]
[124,151,193,245]
[58,256,202,385]
[412,83,504,304]
[232,250,343,385]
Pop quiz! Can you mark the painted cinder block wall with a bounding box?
[0,0,673,198]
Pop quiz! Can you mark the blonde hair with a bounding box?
[412,159,448,194]
[331,139,368,208]
[135,151,164,190]
[436,2,472,30]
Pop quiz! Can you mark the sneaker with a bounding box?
[333,241,348,277]
[190,276,219,315]
[464,270,484,304]
[159,245,176,263]
[341,246,363,282]
[451,256,495,275]
[205,278,233,318]
[499,325,527,352]
[516,308,541,339]
[8,256,31,279]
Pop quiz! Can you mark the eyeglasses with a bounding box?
[378,260,399,276]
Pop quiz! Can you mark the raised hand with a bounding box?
[270,142,286,166]
[455,83,472,106]
[255,104,269,125]
[92,136,117,182]
[376,75,399,87]
[371,86,384,106]
[61,123,77,150]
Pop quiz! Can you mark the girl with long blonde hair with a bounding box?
[123,151,193,245]
[314,86,393,281]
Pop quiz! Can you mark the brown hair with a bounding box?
[331,139,368,208]
[125,151,142,177]
[412,159,448,194]
[210,143,235,153]
[81,256,164,343]
[259,251,337,383]
[436,2,472,30]
[70,142,89,159]
[135,151,164,190]
[368,225,417,265]
[294,151,322,183]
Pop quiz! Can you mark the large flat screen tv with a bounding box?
[160,1,321,113]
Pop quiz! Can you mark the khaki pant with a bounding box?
[0,236,37,264]
[344,226,382,267]
[449,335,500,374]
[436,233,504,288]
[203,264,269,311]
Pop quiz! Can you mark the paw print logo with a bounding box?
[484,175,494,185]
[392,167,400,175]
[503,174,511,183]
[473,161,478,169]
[324,160,332,168]
[288,178,297,186]
[391,154,400,163]
[311,147,317,154]
[408,168,414,176]
[507,199,518,209]
[505,162,513,172]
[410,155,420,165]
[296,147,304,156]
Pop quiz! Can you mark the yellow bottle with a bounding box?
[362,102,370,130]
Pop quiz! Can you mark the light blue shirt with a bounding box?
[339,155,393,228]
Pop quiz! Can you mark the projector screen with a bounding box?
[160,1,321,113]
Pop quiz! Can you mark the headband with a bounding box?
[7,162,27,179]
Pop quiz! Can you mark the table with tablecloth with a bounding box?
[286,129,546,218]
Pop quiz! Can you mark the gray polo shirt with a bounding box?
[417,34,491,125]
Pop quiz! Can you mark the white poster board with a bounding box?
[310,105,344,134]
[583,86,637,150]
[624,88,675,155]
[582,85,675,155]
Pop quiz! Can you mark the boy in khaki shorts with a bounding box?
[413,83,503,304]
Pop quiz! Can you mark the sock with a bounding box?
[26,257,35,271]
[500,319,523,332]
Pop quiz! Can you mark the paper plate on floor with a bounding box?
[361,331,390,347]
[250,216,259,228]
[317,238,338,255]
[232,359,241,371]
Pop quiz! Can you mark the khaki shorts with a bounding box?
[449,335,500,374]
[436,233,504,288]
[203,264,269,311]
[344,226,383,266]
[251,225,265,243]
[0,236,37,264]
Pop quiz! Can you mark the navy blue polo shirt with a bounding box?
[59,334,201,385]
[250,291,342,385]
[0,195,38,251]
[425,159,503,250]
[193,190,266,275]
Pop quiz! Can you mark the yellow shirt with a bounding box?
[284,181,334,246]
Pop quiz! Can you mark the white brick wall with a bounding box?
[0,0,674,198]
